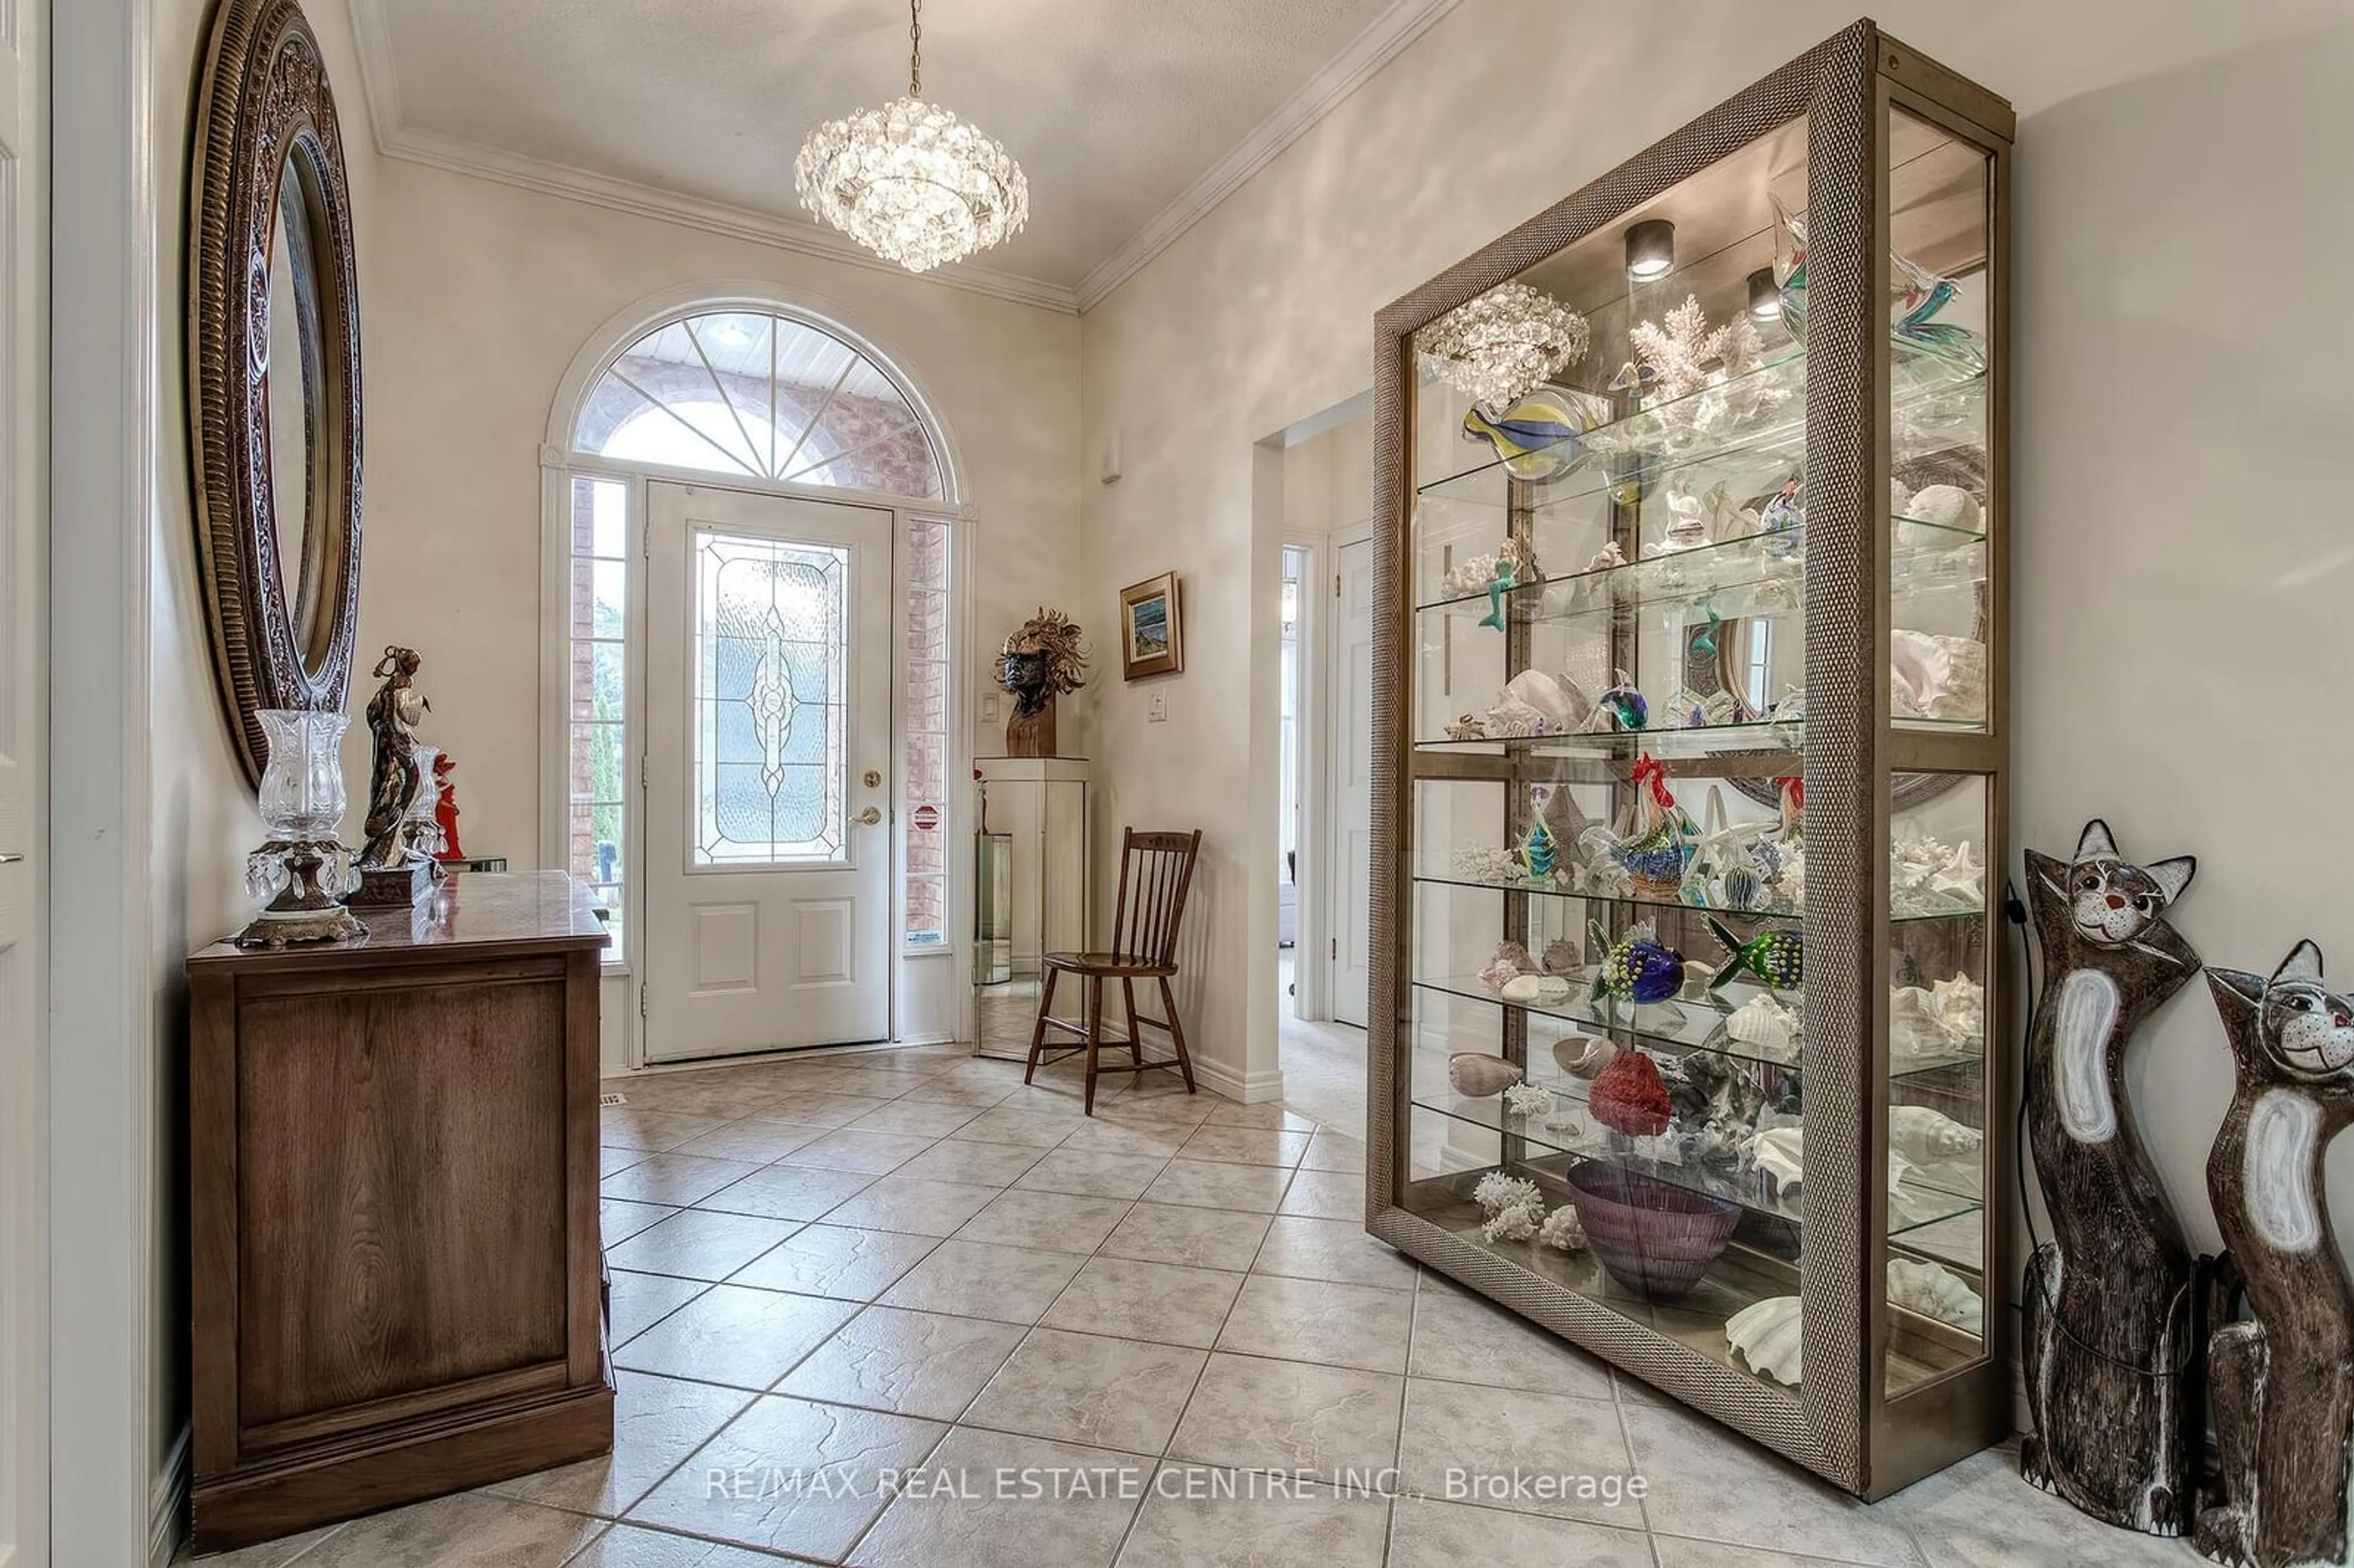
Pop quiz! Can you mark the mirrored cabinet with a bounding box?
[1368,21,2011,1496]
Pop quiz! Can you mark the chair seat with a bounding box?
[1042,950,1176,978]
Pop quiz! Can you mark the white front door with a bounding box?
[1328,531,1374,1028]
[0,0,44,1557]
[644,483,894,1060]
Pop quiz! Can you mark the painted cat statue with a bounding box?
[2019,819,2201,1534]
[2198,942,2354,1568]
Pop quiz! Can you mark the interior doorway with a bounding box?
[642,482,897,1060]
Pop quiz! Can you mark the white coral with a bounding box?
[1503,1082,1554,1121]
[1538,1206,1587,1252]
[1472,1172,1542,1216]
[1481,1204,1541,1244]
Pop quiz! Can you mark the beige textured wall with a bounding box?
[356,160,1086,869]
[1078,0,2354,1289]
[145,0,383,1482]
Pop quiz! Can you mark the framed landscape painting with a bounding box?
[1119,572,1183,680]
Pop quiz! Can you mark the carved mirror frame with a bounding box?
[189,0,364,789]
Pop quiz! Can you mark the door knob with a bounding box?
[856,807,882,826]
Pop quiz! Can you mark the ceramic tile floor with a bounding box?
[186,1041,2204,1568]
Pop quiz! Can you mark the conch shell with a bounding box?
[1447,1052,1523,1098]
[1887,1258,1983,1333]
[1725,1296,1803,1386]
[1724,994,1800,1063]
[1488,669,1590,734]
[1889,631,1988,722]
[1891,1105,1982,1164]
[1551,1035,1616,1079]
[1541,938,1581,975]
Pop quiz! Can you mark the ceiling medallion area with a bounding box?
[794,0,1029,273]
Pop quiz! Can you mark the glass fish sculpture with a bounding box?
[1707,915,1804,991]
[1520,818,1560,881]
[1460,387,1615,484]
[1772,194,1987,375]
[1591,919,1686,1005]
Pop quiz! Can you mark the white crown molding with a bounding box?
[1071,0,1463,311]
[338,0,1461,319]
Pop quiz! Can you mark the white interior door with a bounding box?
[0,0,44,1558]
[644,483,894,1060]
[1328,531,1373,1028]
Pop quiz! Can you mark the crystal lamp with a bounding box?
[237,707,364,948]
[1416,283,1591,416]
[794,0,1028,273]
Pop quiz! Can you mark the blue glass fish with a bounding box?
[1707,915,1803,991]
[1590,919,1686,1005]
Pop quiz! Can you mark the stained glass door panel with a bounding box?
[644,484,894,1059]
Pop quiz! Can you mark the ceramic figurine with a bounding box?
[1726,1296,1803,1386]
[359,645,432,870]
[2019,818,2201,1537]
[430,753,465,862]
[2198,943,2354,1568]
[1590,919,1685,1007]
[1447,1052,1523,1098]
[1759,476,1804,557]
[1707,916,1803,991]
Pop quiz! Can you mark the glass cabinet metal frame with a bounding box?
[1367,20,2014,1498]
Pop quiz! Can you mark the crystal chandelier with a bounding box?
[1416,283,1591,414]
[794,0,1029,273]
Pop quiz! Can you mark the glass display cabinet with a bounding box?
[1368,21,2012,1496]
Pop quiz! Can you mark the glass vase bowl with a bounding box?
[257,707,351,839]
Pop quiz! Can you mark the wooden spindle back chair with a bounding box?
[1024,829,1203,1113]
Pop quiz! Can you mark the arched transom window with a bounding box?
[574,310,946,500]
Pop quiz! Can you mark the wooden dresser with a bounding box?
[188,872,615,1551]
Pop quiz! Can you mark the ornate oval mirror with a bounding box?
[191,0,364,790]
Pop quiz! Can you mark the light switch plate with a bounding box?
[1147,693,1167,723]
[981,692,1000,723]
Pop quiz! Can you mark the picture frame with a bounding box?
[1119,572,1183,680]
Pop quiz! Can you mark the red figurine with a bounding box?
[1590,1049,1673,1138]
[432,753,465,861]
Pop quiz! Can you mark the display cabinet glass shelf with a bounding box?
[1368,21,2011,1496]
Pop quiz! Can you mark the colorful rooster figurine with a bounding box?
[1590,919,1686,1006]
[1707,915,1803,992]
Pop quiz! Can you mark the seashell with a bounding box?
[1888,987,1951,1061]
[1552,1035,1617,1079]
[1443,714,1487,741]
[1889,631,1988,722]
[1904,484,1982,533]
[1482,695,1550,737]
[1930,971,1984,1048]
[1585,541,1628,572]
[1493,669,1590,733]
[1540,938,1580,975]
[1725,994,1800,1063]
[1499,973,1572,1007]
[1448,1052,1523,1098]
[1891,1105,1983,1164]
[1887,1258,1984,1333]
[1726,1296,1803,1385]
[1748,1126,1805,1196]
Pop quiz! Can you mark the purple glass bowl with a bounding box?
[1564,1160,1742,1300]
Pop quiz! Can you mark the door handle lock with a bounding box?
[856,806,883,826]
[863,769,883,789]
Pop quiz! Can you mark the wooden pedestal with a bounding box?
[186,872,614,1551]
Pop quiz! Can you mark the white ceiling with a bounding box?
[354,0,1442,308]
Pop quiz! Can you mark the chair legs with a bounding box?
[1023,969,1061,1085]
[1083,975,1105,1115]
[1121,978,1143,1070]
[1159,975,1197,1094]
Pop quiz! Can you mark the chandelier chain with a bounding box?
[908,0,922,97]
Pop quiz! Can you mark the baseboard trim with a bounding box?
[150,1425,190,1568]
[1193,1056,1284,1105]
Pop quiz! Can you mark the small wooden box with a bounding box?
[187,872,615,1551]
